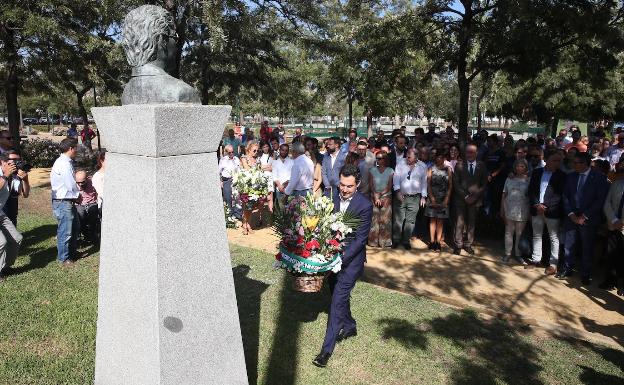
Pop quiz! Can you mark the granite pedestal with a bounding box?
[92,105,248,385]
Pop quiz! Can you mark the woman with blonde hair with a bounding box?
[239,141,259,234]
[501,158,530,264]
[241,141,259,169]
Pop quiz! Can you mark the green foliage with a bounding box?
[19,139,59,168]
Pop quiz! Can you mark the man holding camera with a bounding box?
[0,153,24,282]
[2,150,30,226]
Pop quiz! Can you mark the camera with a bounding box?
[13,160,32,173]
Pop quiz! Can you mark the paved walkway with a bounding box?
[227,227,624,349]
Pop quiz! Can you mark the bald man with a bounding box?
[75,170,100,244]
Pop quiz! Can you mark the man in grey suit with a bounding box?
[452,144,488,255]
[322,137,346,198]
[600,158,624,295]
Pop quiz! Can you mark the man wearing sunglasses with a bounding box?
[0,152,23,282]
[0,130,14,154]
[75,170,100,245]
[392,148,427,250]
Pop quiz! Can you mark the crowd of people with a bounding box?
[49,137,105,266]
[220,122,624,295]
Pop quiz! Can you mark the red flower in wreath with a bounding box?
[275,252,282,261]
[327,239,340,248]
[296,236,305,246]
[301,249,311,258]
[305,239,320,250]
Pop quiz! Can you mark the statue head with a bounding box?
[121,5,177,74]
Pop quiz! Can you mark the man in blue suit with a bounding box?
[321,137,346,198]
[313,164,373,368]
[557,151,609,285]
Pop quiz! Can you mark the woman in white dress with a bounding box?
[500,159,530,264]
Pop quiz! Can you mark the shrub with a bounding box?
[20,138,60,168]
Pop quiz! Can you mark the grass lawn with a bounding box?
[0,207,623,385]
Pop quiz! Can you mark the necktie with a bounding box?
[618,189,624,220]
[576,173,586,207]
[469,163,474,176]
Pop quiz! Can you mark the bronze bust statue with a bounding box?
[121,5,201,105]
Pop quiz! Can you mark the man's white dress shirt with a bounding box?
[393,161,428,196]
[272,156,294,186]
[51,154,79,200]
[218,156,241,179]
[339,195,352,213]
[285,155,314,195]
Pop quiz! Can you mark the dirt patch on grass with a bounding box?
[19,187,52,217]
[0,336,72,358]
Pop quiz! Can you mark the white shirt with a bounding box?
[339,196,352,212]
[285,154,314,195]
[218,156,241,178]
[92,170,104,208]
[539,170,552,204]
[467,160,477,175]
[272,156,293,184]
[329,152,339,168]
[393,161,428,196]
[51,154,79,200]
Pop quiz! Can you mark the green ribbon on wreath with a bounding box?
[278,246,342,274]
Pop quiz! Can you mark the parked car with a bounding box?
[22,117,38,125]
[38,117,48,124]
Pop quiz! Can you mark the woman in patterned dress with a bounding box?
[368,151,394,247]
[425,150,453,251]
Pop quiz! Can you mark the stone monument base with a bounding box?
[92,105,248,385]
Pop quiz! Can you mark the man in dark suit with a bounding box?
[527,150,566,275]
[321,137,346,198]
[557,151,610,284]
[313,164,373,368]
[387,134,407,170]
[452,144,488,255]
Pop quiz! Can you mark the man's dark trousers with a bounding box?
[563,219,596,279]
[321,263,363,354]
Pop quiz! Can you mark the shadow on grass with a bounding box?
[12,223,100,277]
[233,265,270,385]
[379,309,544,385]
[262,273,330,385]
[12,224,57,275]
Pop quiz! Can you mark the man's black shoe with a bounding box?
[312,352,331,368]
[403,243,412,250]
[337,328,357,342]
[463,246,475,255]
[581,277,592,286]
[453,248,461,255]
[391,244,399,249]
[0,274,5,283]
[555,269,573,279]
[598,278,616,290]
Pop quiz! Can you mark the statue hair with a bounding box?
[121,5,176,67]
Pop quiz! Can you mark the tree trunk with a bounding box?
[456,1,475,149]
[75,87,90,129]
[366,108,373,138]
[3,29,21,150]
[550,117,559,138]
[5,68,20,150]
[458,74,470,147]
[347,94,353,137]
